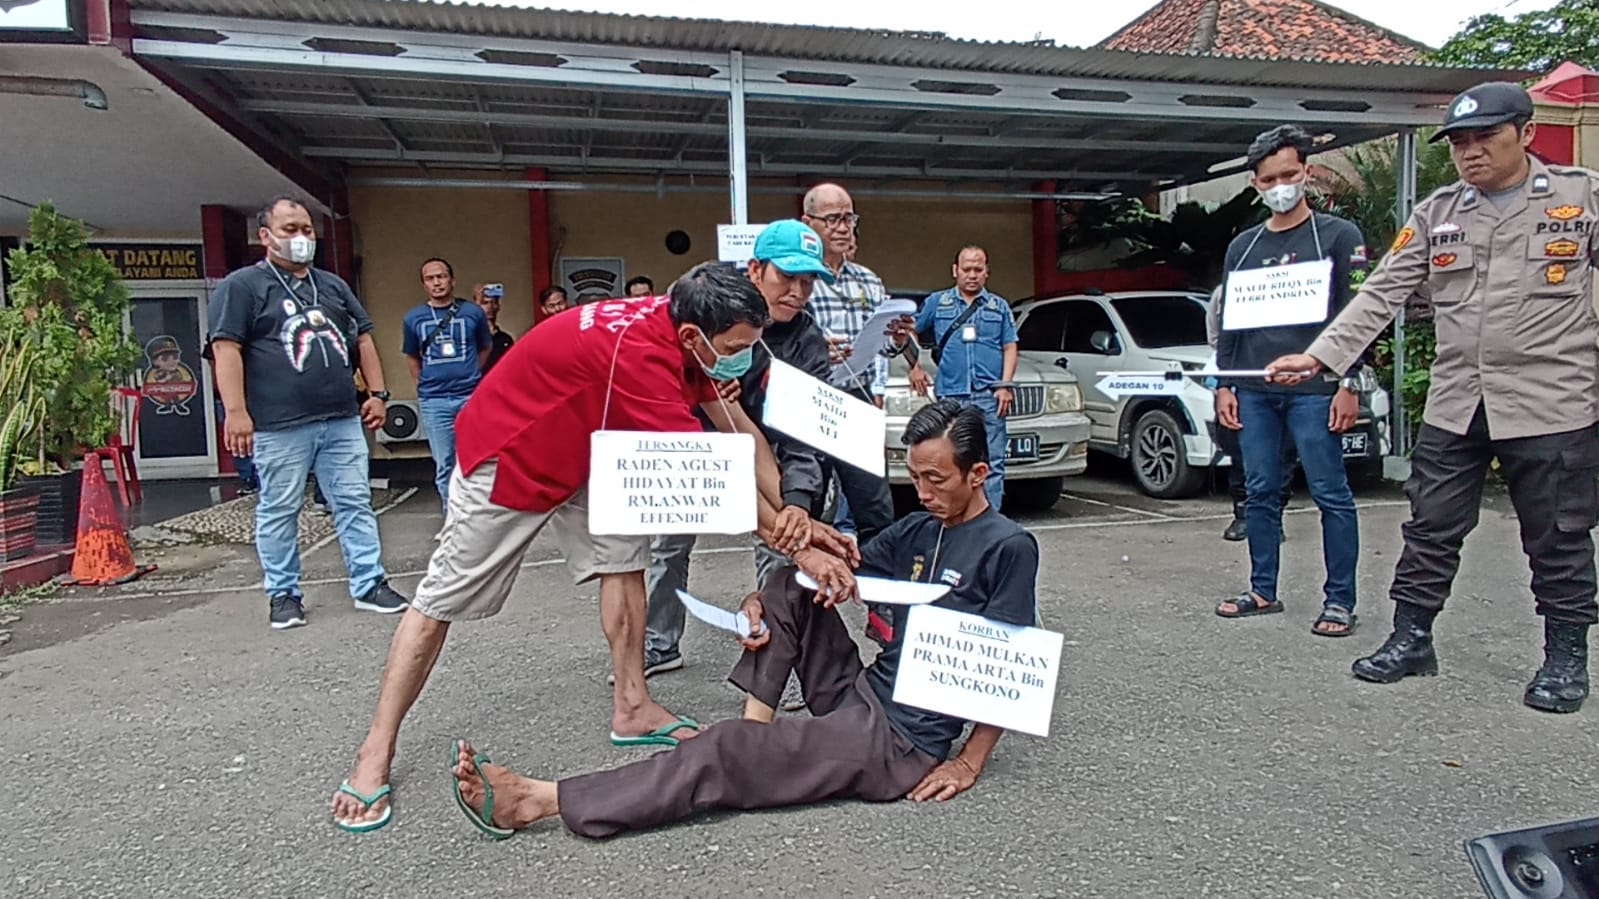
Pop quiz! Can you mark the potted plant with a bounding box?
[0,203,140,544]
[0,344,47,562]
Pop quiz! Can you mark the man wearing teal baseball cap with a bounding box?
[636,219,841,694]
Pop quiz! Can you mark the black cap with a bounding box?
[1429,82,1534,143]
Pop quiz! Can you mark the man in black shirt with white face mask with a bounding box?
[1214,125,1369,638]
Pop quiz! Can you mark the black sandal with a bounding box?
[1216,592,1284,619]
[1311,605,1358,637]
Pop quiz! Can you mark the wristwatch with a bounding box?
[1338,377,1359,393]
[370,390,391,401]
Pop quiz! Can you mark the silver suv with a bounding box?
[1012,290,1391,498]
[879,292,1092,514]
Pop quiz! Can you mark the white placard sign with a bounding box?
[588,431,756,535]
[1094,373,1185,400]
[716,224,767,262]
[891,604,1064,738]
[762,359,887,476]
[0,0,70,30]
[1221,258,1334,331]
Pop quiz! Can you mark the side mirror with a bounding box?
[1089,330,1119,355]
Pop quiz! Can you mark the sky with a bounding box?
[465,0,1562,49]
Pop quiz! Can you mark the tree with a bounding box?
[1103,188,1268,289]
[1430,0,1598,74]
[1311,133,1457,260]
[0,204,140,469]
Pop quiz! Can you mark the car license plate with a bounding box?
[1008,434,1040,461]
[1341,432,1369,456]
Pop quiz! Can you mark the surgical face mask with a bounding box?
[273,233,316,265]
[1258,180,1306,215]
[696,329,753,380]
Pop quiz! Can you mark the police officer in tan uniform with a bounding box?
[1268,82,1599,714]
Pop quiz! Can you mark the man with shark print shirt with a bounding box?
[207,195,409,631]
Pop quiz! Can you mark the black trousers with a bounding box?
[1391,406,1599,624]
[1215,423,1296,511]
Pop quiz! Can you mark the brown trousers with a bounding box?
[558,567,940,839]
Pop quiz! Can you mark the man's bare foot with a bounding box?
[452,740,554,829]
[611,702,701,741]
[331,747,391,829]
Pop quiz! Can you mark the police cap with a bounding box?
[145,335,181,358]
[1429,82,1534,143]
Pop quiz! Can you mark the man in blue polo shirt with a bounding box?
[907,245,1018,510]
[403,257,492,512]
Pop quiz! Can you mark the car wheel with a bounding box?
[1001,477,1064,514]
[1131,409,1206,499]
[1345,458,1383,490]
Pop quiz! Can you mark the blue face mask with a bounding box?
[697,329,754,380]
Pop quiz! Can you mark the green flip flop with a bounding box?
[449,741,515,840]
[333,781,392,834]
[609,715,700,748]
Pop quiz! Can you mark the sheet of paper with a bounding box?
[716,223,766,262]
[795,571,950,605]
[675,589,766,637]
[1222,258,1334,331]
[762,359,887,476]
[828,298,918,387]
[891,604,1064,738]
[588,431,757,536]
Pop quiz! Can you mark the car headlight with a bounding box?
[884,392,931,418]
[1045,384,1083,413]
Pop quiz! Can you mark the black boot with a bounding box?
[1352,602,1439,684]
[1524,619,1590,714]
[1223,504,1247,541]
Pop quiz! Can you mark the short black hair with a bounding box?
[538,286,567,303]
[1246,124,1314,173]
[668,262,768,335]
[901,399,988,473]
[420,257,454,278]
[256,195,311,230]
[625,275,655,292]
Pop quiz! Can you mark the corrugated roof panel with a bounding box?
[129,0,1527,92]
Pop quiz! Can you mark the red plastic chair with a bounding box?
[96,386,144,506]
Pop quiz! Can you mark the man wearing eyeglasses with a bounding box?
[801,183,914,676]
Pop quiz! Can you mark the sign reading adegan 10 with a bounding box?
[892,604,1064,737]
[588,431,756,536]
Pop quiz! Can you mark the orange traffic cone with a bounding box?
[59,451,155,587]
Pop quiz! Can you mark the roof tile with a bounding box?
[1100,0,1426,64]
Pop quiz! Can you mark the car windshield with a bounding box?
[1109,296,1209,349]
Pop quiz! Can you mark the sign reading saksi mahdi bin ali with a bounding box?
[589,431,757,536]
[893,604,1064,738]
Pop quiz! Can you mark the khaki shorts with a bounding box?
[410,460,651,622]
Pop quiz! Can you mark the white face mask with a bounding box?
[273,234,316,265]
[1259,180,1306,215]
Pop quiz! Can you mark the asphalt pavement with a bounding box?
[2,464,1595,899]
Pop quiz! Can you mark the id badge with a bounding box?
[439,340,457,357]
[962,324,977,343]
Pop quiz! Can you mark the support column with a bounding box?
[1031,180,1057,298]
[201,203,245,474]
[527,167,553,322]
[1390,128,1419,468]
[325,188,357,289]
[727,50,749,226]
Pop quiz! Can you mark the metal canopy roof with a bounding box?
[126,0,1524,194]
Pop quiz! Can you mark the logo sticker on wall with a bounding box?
[141,334,198,416]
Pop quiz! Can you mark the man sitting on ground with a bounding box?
[448,399,1040,839]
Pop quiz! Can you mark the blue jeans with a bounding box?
[947,392,1007,512]
[252,416,385,599]
[420,394,469,509]
[1236,389,1359,609]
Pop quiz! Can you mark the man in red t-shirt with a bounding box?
[330,262,860,833]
